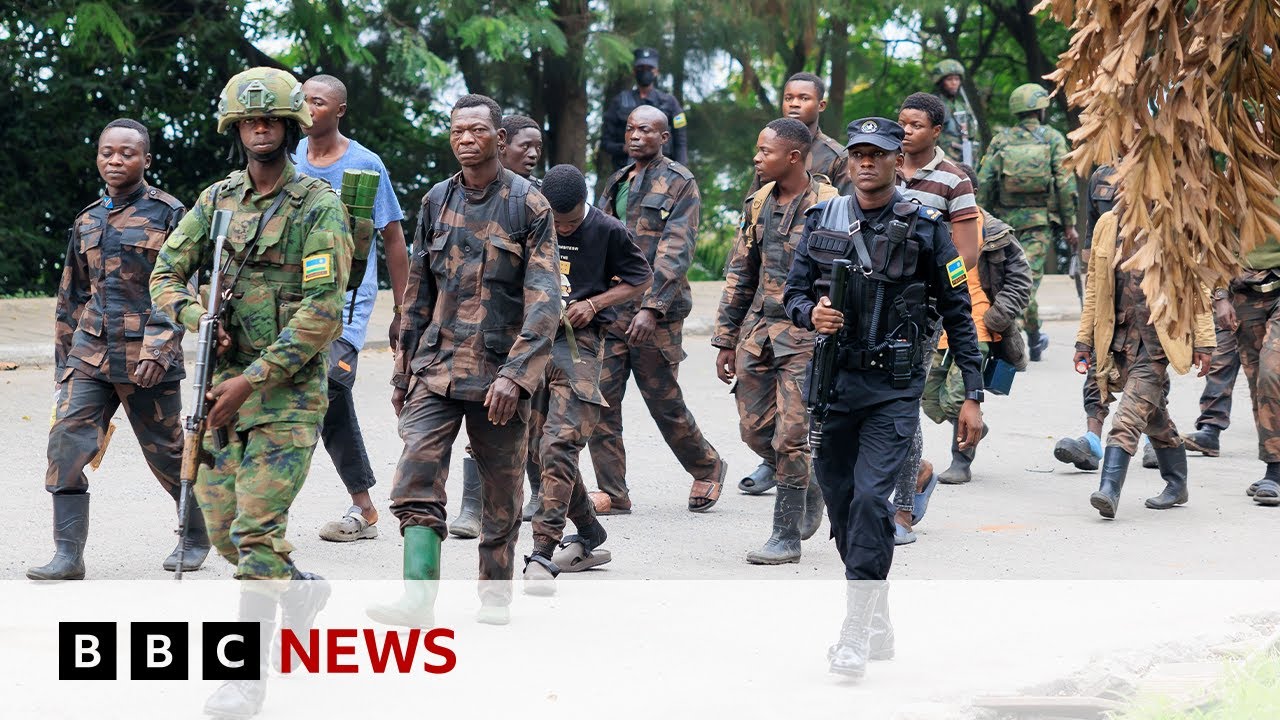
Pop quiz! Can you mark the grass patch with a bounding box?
[1116,653,1280,720]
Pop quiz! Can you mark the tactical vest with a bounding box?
[996,126,1053,205]
[806,196,931,386]
[212,173,330,365]
[1090,168,1118,216]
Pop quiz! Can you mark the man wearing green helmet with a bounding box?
[930,59,980,165]
[976,82,1078,361]
[150,66,354,719]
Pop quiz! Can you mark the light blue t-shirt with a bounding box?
[293,137,404,351]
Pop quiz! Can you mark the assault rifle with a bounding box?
[174,209,232,579]
[806,259,851,459]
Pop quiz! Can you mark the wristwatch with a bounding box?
[965,389,985,403]
[393,305,403,315]
[1212,287,1228,301]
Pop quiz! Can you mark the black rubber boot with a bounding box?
[1183,427,1221,457]
[163,490,211,572]
[868,582,895,661]
[204,589,276,719]
[272,570,332,672]
[800,479,824,540]
[448,458,482,539]
[829,582,882,678]
[1090,446,1132,519]
[1142,441,1159,469]
[27,493,89,580]
[738,462,777,495]
[938,422,974,485]
[522,461,541,522]
[1146,446,1189,509]
[746,486,804,564]
[1054,435,1101,471]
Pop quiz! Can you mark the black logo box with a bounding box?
[58,622,260,681]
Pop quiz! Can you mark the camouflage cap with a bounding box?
[216,67,311,134]
[1009,83,1051,115]
[932,59,965,84]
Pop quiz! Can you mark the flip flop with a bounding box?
[1247,480,1261,497]
[912,472,939,526]
[551,535,613,572]
[894,522,917,545]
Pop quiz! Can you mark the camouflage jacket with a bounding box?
[394,169,559,400]
[976,117,1076,232]
[748,129,852,197]
[1084,164,1118,250]
[934,91,980,164]
[599,154,700,323]
[975,210,1033,333]
[56,184,187,384]
[151,162,353,429]
[713,176,835,358]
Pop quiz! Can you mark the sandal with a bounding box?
[1253,479,1280,507]
[738,463,776,495]
[551,535,613,572]
[318,506,378,542]
[589,491,632,515]
[688,462,727,513]
[1247,480,1261,497]
[912,472,939,526]
[894,522,917,545]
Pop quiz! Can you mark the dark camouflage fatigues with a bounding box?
[713,177,834,490]
[1230,259,1280,463]
[391,169,559,604]
[49,184,186,495]
[977,117,1076,334]
[588,155,723,504]
[151,163,353,579]
[1195,322,1240,431]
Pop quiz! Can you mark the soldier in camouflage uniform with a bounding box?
[522,164,652,595]
[977,83,1078,362]
[28,118,204,581]
[1074,210,1213,519]
[150,67,352,718]
[590,105,727,514]
[368,95,560,628]
[1207,233,1280,506]
[745,73,852,201]
[931,59,980,165]
[714,118,835,563]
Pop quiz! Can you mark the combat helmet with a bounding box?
[931,59,965,85]
[216,67,311,134]
[1009,83,1051,115]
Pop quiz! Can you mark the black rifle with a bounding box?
[174,209,232,579]
[807,259,852,459]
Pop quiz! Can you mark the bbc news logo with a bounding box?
[59,622,456,680]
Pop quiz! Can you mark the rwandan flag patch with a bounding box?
[946,257,966,287]
[303,254,332,282]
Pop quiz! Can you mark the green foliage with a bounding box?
[1117,653,1280,720]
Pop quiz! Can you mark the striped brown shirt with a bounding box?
[898,147,978,224]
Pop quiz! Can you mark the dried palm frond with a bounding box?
[1036,0,1280,338]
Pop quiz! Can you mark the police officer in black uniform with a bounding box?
[601,47,687,170]
[784,118,985,680]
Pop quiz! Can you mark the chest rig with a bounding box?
[806,196,930,388]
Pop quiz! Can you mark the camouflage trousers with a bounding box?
[588,317,722,503]
[390,381,528,605]
[46,369,183,497]
[922,344,991,425]
[1232,286,1280,462]
[197,422,319,580]
[1020,226,1051,334]
[732,341,812,489]
[1107,342,1181,455]
[1194,323,1240,432]
[531,327,605,549]
[1082,362,1114,426]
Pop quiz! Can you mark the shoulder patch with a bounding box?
[945,256,966,288]
[920,206,942,221]
[672,112,687,129]
[303,254,333,282]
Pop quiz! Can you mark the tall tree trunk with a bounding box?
[825,16,848,139]
[546,0,590,167]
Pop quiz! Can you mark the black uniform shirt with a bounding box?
[601,87,687,170]
[783,191,984,410]
[560,206,653,327]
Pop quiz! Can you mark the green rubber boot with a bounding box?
[366,526,441,628]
